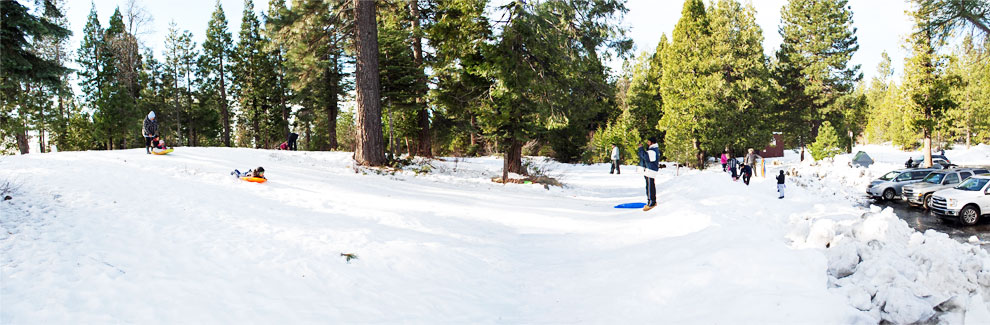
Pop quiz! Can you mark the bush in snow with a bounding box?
[809,121,843,161]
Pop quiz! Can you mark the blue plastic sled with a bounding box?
[614,202,647,209]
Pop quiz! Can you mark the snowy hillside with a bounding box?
[2,146,990,323]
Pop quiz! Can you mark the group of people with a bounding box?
[720,148,762,185]
[612,142,787,209]
[142,110,272,181]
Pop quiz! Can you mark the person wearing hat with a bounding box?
[142,111,159,154]
[636,136,661,211]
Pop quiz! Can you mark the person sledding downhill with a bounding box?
[232,167,266,179]
[637,137,661,211]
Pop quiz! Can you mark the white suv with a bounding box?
[931,174,990,225]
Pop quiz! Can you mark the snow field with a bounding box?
[0,144,988,323]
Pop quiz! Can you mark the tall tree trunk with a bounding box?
[327,50,340,150]
[277,53,289,141]
[694,137,703,169]
[503,138,525,181]
[923,131,933,168]
[253,100,260,149]
[410,0,431,157]
[353,0,385,166]
[15,131,29,154]
[966,128,971,149]
[220,54,230,147]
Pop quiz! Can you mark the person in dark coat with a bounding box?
[905,157,914,168]
[286,132,299,151]
[727,155,740,181]
[776,170,786,199]
[637,137,661,211]
[741,164,753,185]
[142,111,158,154]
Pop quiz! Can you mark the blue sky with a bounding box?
[64,0,915,82]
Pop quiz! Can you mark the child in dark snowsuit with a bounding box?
[232,166,266,179]
[727,157,740,181]
[741,164,753,185]
[776,170,786,199]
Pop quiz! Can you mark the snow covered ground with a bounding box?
[1,145,989,323]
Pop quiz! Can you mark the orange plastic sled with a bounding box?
[240,176,267,183]
[152,148,174,155]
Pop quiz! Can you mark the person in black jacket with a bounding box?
[286,132,298,151]
[636,137,661,211]
[776,170,786,199]
[740,164,753,185]
[142,111,158,154]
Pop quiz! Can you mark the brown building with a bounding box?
[759,133,785,158]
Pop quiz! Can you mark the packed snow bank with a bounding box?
[775,145,990,323]
[1,146,988,323]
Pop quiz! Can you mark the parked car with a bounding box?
[902,168,990,208]
[908,155,955,169]
[931,174,990,225]
[866,168,936,200]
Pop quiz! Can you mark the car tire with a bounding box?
[923,194,933,209]
[959,205,980,226]
[882,188,895,201]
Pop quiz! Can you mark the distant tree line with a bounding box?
[2,0,988,174]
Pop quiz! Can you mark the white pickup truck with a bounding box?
[930,174,990,225]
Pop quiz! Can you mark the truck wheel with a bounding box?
[882,188,895,201]
[959,206,980,226]
[923,194,933,209]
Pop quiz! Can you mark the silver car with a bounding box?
[867,168,936,200]
[902,168,990,208]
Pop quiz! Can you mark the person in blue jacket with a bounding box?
[637,137,661,211]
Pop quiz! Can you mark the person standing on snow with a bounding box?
[744,148,762,177]
[637,137,661,211]
[720,150,729,172]
[610,144,621,174]
[776,170,786,199]
[905,157,914,168]
[727,153,740,181]
[741,163,753,185]
[142,111,158,154]
[286,132,299,151]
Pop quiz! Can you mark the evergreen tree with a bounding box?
[774,0,861,160]
[1,0,71,153]
[904,8,955,167]
[233,0,276,148]
[945,36,990,147]
[425,0,492,156]
[625,36,665,147]
[275,0,352,151]
[808,121,842,161]
[199,1,234,147]
[378,1,427,158]
[483,0,629,177]
[658,0,714,167]
[707,0,774,159]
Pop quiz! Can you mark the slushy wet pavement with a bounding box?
[867,198,990,251]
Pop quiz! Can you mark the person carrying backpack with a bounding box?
[636,137,661,211]
[727,155,740,181]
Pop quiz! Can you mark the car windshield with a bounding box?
[955,178,989,191]
[879,171,900,181]
[923,173,945,184]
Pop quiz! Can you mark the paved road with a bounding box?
[868,199,990,251]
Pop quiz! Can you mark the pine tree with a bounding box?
[774,0,861,160]
[199,1,234,147]
[707,0,774,159]
[658,0,714,167]
[275,0,352,151]
[378,1,426,159]
[1,0,72,154]
[233,0,269,148]
[904,8,955,167]
[625,36,665,146]
[808,121,842,161]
